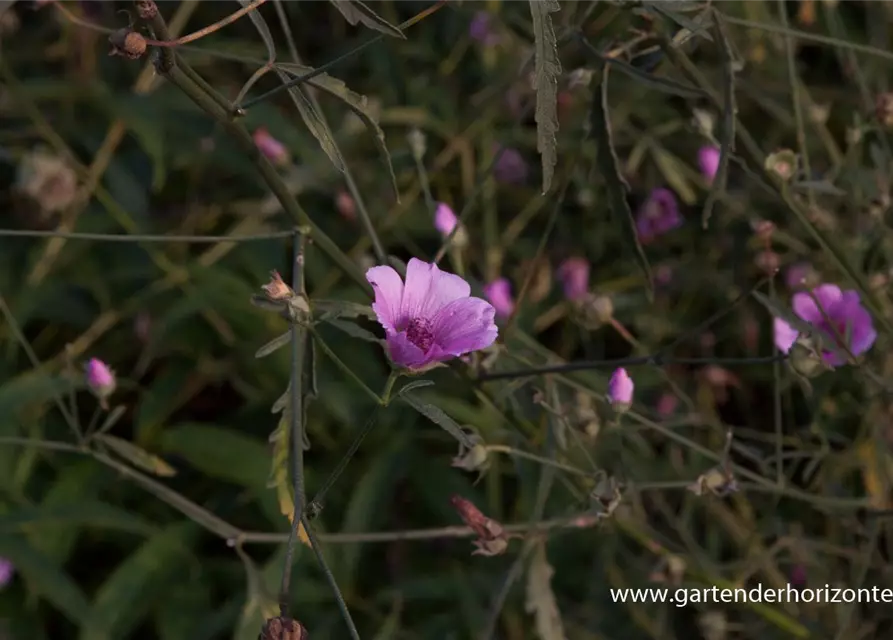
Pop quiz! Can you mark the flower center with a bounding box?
[406,317,435,352]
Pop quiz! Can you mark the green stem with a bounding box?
[310,328,382,405]
[485,445,591,477]
[380,370,401,406]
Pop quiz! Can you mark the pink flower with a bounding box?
[698,145,720,183]
[773,284,877,367]
[607,367,634,411]
[434,202,458,236]
[335,190,356,221]
[557,257,590,301]
[85,358,115,400]
[0,557,12,588]
[253,127,289,166]
[469,11,499,46]
[483,278,515,318]
[635,188,682,243]
[656,393,678,418]
[366,259,498,371]
[493,145,528,185]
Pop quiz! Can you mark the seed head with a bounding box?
[109,29,147,60]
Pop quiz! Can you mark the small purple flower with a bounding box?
[469,11,499,46]
[635,188,683,243]
[773,284,877,367]
[557,257,590,301]
[607,368,634,412]
[698,145,720,183]
[784,262,815,290]
[434,202,458,236]
[85,358,115,403]
[483,278,514,319]
[253,127,289,166]
[366,258,498,371]
[0,557,13,588]
[493,145,528,185]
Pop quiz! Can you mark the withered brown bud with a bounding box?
[755,250,780,276]
[109,29,147,60]
[262,271,294,300]
[259,616,308,640]
[450,495,509,557]
[135,0,159,20]
[877,92,893,130]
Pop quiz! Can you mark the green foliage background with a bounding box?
[1,1,893,639]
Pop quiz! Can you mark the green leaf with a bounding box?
[401,393,475,448]
[324,317,382,343]
[278,62,398,199]
[314,299,375,320]
[255,331,291,358]
[0,502,154,536]
[79,523,197,640]
[328,0,406,38]
[98,434,177,477]
[589,63,654,299]
[0,370,81,418]
[529,0,562,193]
[0,533,90,624]
[792,180,846,196]
[159,423,268,489]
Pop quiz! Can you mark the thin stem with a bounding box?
[0,228,293,242]
[485,445,591,477]
[278,229,309,617]
[477,354,787,382]
[380,371,400,406]
[310,328,382,405]
[301,516,361,640]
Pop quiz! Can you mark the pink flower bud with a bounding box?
[483,278,515,318]
[253,127,289,166]
[335,190,356,220]
[0,557,13,588]
[607,367,634,412]
[434,202,458,236]
[698,145,720,183]
[557,257,590,301]
[656,393,678,418]
[85,358,115,404]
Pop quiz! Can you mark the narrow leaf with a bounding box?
[96,405,127,436]
[402,393,475,448]
[589,63,654,298]
[329,0,406,38]
[642,2,714,43]
[525,541,567,640]
[314,299,375,320]
[0,502,154,536]
[268,415,311,547]
[0,533,90,624]
[792,180,846,196]
[159,424,268,489]
[529,0,561,193]
[98,434,176,477]
[278,62,398,199]
[324,318,382,343]
[255,331,291,359]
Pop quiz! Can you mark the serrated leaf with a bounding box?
[329,0,405,38]
[525,541,567,640]
[402,393,475,448]
[269,415,311,548]
[0,533,90,624]
[278,63,399,200]
[255,331,291,358]
[98,434,176,477]
[589,64,654,299]
[79,523,197,640]
[530,0,561,193]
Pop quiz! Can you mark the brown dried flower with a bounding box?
[109,29,147,60]
[262,271,294,301]
[450,495,509,557]
[259,616,308,640]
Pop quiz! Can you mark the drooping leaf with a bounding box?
[278,63,398,199]
[328,0,406,38]
[255,331,291,359]
[79,523,197,640]
[589,63,654,299]
[525,541,567,640]
[97,434,176,477]
[529,0,562,193]
[401,393,475,448]
[0,533,90,624]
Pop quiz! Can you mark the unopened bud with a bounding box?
[109,29,147,60]
[259,616,308,640]
[751,219,776,243]
[407,128,427,161]
[85,358,116,408]
[262,271,293,301]
[765,149,797,182]
[581,294,614,328]
[789,338,827,378]
[755,250,780,276]
[607,367,634,414]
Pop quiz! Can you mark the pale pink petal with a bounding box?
[483,278,514,318]
[366,265,405,332]
[431,297,497,357]
[385,332,430,369]
[401,258,470,321]
[773,317,799,353]
[832,291,877,355]
[792,284,842,323]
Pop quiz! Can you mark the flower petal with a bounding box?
[401,258,471,321]
[431,297,498,357]
[833,291,877,356]
[366,265,405,332]
[386,331,430,369]
[792,284,841,323]
[773,317,799,353]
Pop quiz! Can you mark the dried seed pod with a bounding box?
[109,29,147,60]
[259,616,308,640]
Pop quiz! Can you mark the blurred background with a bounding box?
[1,0,893,638]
